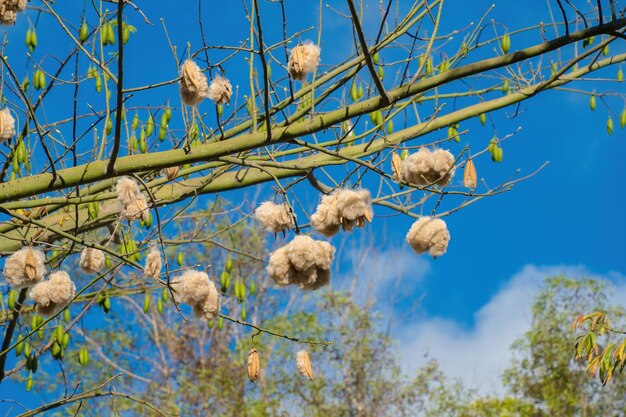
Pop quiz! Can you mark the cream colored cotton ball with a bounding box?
[143,246,162,279]
[172,270,220,321]
[207,75,232,105]
[254,201,294,235]
[3,246,46,288]
[179,59,209,106]
[288,41,321,81]
[401,148,455,186]
[405,217,450,258]
[29,271,76,316]
[310,189,373,237]
[79,247,105,274]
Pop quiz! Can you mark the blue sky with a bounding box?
[1,0,625,407]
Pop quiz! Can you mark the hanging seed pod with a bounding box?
[143,291,151,314]
[501,79,509,94]
[63,308,71,323]
[177,251,184,266]
[607,115,614,135]
[589,94,596,111]
[378,65,384,80]
[79,21,88,43]
[21,75,29,90]
[387,120,394,134]
[391,153,402,180]
[296,350,313,380]
[620,109,626,129]
[26,374,33,391]
[463,158,477,188]
[139,130,147,153]
[78,346,89,366]
[501,33,511,53]
[145,115,154,136]
[240,304,246,320]
[247,347,260,383]
[30,27,38,50]
[357,85,364,100]
[105,118,113,136]
[131,113,139,130]
[15,334,23,356]
[400,149,410,160]
[95,73,102,93]
[447,125,460,143]
[350,83,358,102]
[34,69,45,90]
[157,297,163,314]
[51,342,62,358]
[220,271,231,293]
[217,316,224,330]
[479,113,487,126]
[618,67,623,83]
[249,281,256,296]
[122,23,130,44]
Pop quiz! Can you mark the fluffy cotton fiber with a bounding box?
[401,148,456,187]
[3,246,46,288]
[179,59,209,106]
[267,235,335,290]
[116,177,149,222]
[143,246,162,279]
[254,201,294,235]
[1,0,27,25]
[310,189,373,237]
[172,270,220,321]
[207,75,232,105]
[0,108,15,141]
[29,271,76,316]
[405,217,450,258]
[79,247,105,274]
[288,42,321,81]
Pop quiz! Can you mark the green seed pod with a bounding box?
[177,251,184,266]
[217,316,224,331]
[30,28,38,49]
[17,140,26,163]
[240,305,247,321]
[144,211,152,228]
[145,115,154,137]
[603,44,610,57]
[479,113,487,126]
[447,126,460,143]
[15,334,24,356]
[55,325,64,346]
[30,315,38,330]
[350,83,358,102]
[400,149,410,160]
[501,33,511,53]
[95,74,102,93]
[225,256,233,273]
[25,28,32,50]
[132,113,139,130]
[426,59,433,76]
[220,270,231,293]
[103,296,111,312]
[377,65,384,80]
[8,289,16,310]
[164,106,172,122]
[107,23,115,45]
[51,342,62,358]
[30,354,38,373]
[217,103,224,117]
[207,320,214,329]
[438,60,449,73]
[157,297,163,314]
[589,95,596,111]
[494,146,503,163]
[249,281,256,296]
[139,130,147,153]
[460,42,468,58]
[122,24,130,44]
[607,115,614,135]
[21,75,30,90]
[62,333,70,349]
[105,255,112,269]
[357,85,364,100]
[501,79,509,95]
[79,22,89,43]
[387,120,394,135]
[373,52,379,64]
[620,109,626,129]
[78,346,89,366]
[24,342,32,358]
[161,287,170,303]
[237,279,246,302]
[11,156,19,172]
[34,69,44,90]
[26,374,33,391]
[105,118,113,136]
[143,292,151,314]
[63,308,71,323]
[618,67,623,83]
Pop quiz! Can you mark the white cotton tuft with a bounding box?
[288,41,321,81]
[267,235,335,290]
[254,201,294,235]
[0,108,15,141]
[3,246,46,288]
[29,271,76,316]
[172,270,220,321]
[405,217,450,258]
[401,148,456,186]
[310,188,374,237]
[207,75,232,105]
[1,0,27,25]
[143,246,162,279]
[79,247,105,274]
[179,59,209,106]
[116,177,149,222]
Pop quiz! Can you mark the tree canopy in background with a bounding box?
[0,0,624,415]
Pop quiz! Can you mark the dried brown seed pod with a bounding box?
[463,158,477,188]
[296,350,313,380]
[247,347,260,383]
[24,247,37,280]
[165,166,180,181]
[391,152,402,180]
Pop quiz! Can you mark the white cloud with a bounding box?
[395,264,625,396]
